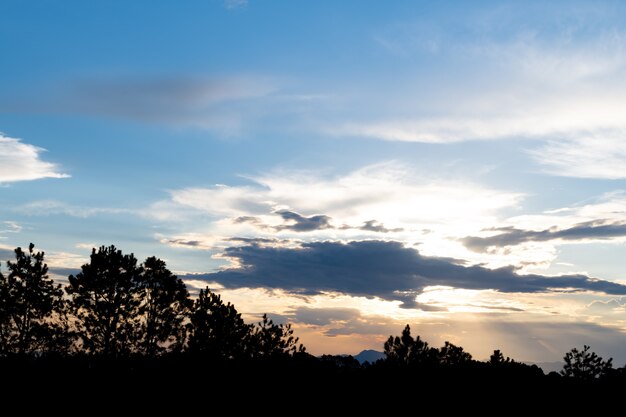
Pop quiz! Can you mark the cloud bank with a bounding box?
[189,240,626,308]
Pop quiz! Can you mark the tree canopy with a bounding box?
[0,244,64,355]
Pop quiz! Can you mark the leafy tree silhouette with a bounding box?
[187,287,251,359]
[561,345,613,380]
[137,257,191,356]
[66,245,143,356]
[384,324,433,366]
[250,314,305,358]
[0,244,65,355]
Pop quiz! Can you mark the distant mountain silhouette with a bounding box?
[532,361,570,374]
[354,349,385,364]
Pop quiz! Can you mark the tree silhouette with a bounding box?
[187,287,251,359]
[0,244,65,355]
[489,349,512,365]
[137,257,190,356]
[384,325,433,366]
[250,314,304,358]
[438,341,472,366]
[561,345,613,380]
[66,245,143,356]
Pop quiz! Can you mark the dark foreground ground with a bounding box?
[1,356,625,412]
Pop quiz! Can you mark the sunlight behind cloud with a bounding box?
[152,162,525,265]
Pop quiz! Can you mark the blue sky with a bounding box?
[2,0,626,362]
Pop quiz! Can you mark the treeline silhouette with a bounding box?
[1,243,625,403]
[0,244,303,359]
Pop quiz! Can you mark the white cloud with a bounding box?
[332,93,626,144]
[150,162,524,265]
[167,162,522,225]
[149,164,626,273]
[0,135,68,183]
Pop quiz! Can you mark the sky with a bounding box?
[2,0,626,363]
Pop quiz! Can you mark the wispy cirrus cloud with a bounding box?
[0,134,68,183]
[331,9,626,179]
[18,200,130,218]
[531,133,626,179]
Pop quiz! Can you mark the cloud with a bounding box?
[293,307,362,326]
[462,221,626,252]
[152,162,530,273]
[324,11,626,179]
[0,221,22,234]
[224,0,247,9]
[1,74,287,135]
[190,240,626,308]
[164,238,204,248]
[235,210,334,232]
[19,200,130,218]
[0,135,67,183]
[67,75,275,132]
[235,210,403,234]
[273,210,333,232]
[586,298,626,315]
[0,246,14,263]
[531,134,626,179]
[336,17,626,144]
[153,161,522,240]
[357,220,404,233]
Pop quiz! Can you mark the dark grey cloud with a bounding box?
[358,220,404,233]
[233,216,263,225]
[227,237,282,244]
[235,212,402,234]
[234,210,333,232]
[1,75,276,132]
[68,76,274,124]
[166,238,203,247]
[274,210,333,232]
[462,220,626,252]
[293,307,361,326]
[188,240,626,308]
